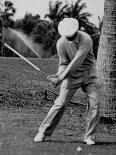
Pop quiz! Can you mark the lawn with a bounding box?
[0,57,116,155]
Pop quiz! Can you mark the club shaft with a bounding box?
[4,43,48,76]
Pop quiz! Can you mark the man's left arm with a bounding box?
[59,37,92,80]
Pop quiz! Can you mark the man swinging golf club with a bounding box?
[34,18,100,145]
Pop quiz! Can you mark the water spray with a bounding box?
[10,28,41,58]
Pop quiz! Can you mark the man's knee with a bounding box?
[54,96,67,108]
[87,90,100,108]
[88,91,98,99]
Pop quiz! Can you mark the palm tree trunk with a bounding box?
[96,0,116,119]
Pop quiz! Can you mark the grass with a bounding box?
[0,57,116,155]
[0,57,87,108]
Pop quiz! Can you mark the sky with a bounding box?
[1,0,105,26]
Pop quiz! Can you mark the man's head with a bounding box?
[58,18,79,41]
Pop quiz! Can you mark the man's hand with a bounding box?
[47,74,62,86]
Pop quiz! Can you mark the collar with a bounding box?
[67,32,79,44]
[73,32,79,44]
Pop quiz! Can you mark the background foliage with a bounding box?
[0,0,102,58]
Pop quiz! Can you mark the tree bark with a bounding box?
[97,0,116,119]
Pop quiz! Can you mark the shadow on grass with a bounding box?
[44,139,80,144]
[43,139,116,146]
[95,141,116,146]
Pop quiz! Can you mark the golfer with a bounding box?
[34,18,100,145]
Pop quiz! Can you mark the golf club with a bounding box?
[1,41,57,88]
[4,43,48,77]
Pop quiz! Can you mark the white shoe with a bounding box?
[84,139,95,145]
[34,132,46,142]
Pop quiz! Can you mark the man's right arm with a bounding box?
[56,39,70,75]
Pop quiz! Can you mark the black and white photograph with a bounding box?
[0,0,116,154]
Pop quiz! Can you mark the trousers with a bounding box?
[39,66,100,140]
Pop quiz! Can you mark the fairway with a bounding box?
[0,57,116,155]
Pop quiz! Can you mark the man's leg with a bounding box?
[82,68,100,144]
[84,90,100,143]
[34,78,76,142]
